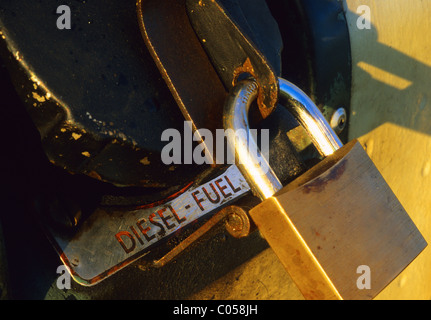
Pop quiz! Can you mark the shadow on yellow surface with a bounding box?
[344,0,431,299]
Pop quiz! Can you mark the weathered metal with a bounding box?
[186,0,279,119]
[153,205,253,268]
[0,0,205,190]
[46,165,250,285]
[137,0,281,164]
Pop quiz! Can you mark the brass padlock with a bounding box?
[223,77,427,300]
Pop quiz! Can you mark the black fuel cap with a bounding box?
[0,1,208,191]
[0,0,284,194]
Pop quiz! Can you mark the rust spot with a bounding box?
[140,157,151,165]
[256,78,278,119]
[232,58,277,119]
[72,133,82,140]
[32,91,46,102]
[232,57,256,87]
[88,171,102,181]
[303,158,347,194]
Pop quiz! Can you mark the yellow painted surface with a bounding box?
[343,0,431,139]
[359,125,431,299]
[343,0,431,299]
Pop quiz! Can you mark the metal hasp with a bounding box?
[137,0,227,163]
[186,0,279,119]
[225,77,427,300]
[152,205,254,268]
[137,0,280,164]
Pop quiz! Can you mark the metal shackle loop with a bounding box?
[223,77,343,201]
[223,80,283,201]
[278,78,343,157]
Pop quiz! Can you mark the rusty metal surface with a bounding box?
[186,0,279,119]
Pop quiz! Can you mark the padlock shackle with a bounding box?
[223,77,343,200]
[223,80,283,200]
[278,78,343,157]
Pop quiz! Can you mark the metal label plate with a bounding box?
[46,165,250,286]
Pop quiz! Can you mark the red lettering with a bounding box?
[224,175,241,193]
[202,182,220,204]
[215,178,232,198]
[136,218,155,242]
[192,190,206,211]
[130,226,144,245]
[157,208,175,230]
[115,231,136,254]
[168,205,186,224]
[149,212,166,236]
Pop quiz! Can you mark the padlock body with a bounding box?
[250,140,427,300]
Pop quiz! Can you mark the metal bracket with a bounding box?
[153,205,254,268]
[137,0,279,165]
